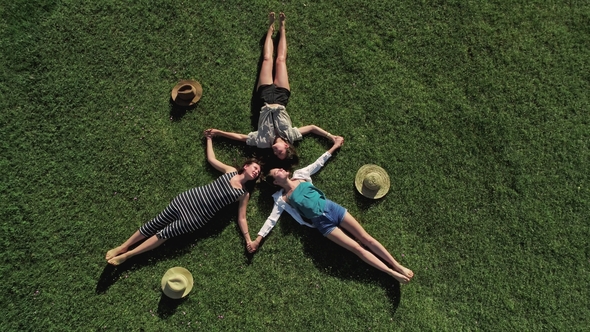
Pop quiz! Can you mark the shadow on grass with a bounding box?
[248,33,269,131]
[278,215,403,315]
[157,295,188,319]
[169,98,198,121]
[352,185,388,209]
[203,136,270,164]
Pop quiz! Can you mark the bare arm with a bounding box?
[298,125,338,143]
[204,132,237,173]
[205,128,248,142]
[237,192,253,246]
[327,136,344,154]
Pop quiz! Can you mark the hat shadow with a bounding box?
[353,184,387,209]
[157,294,188,318]
[169,98,198,121]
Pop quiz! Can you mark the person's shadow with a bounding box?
[278,218,403,314]
[95,271,188,318]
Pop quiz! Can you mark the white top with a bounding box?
[246,104,303,148]
[257,152,333,237]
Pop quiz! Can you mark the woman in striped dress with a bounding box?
[105,131,261,265]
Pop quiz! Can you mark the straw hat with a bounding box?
[161,267,194,299]
[355,164,390,199]
[171,80,203,106]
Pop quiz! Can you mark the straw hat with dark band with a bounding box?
[161,267,194,299]
[355,164,390,199]
[171,80,203,106]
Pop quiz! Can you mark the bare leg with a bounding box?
[327,228,410,284]
[257,12,275,90]
[105,230,146,260]
[273,12,290,90]
[107,234,167,266]
[339,212,414,280]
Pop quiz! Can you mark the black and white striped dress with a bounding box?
[139,172,246,239]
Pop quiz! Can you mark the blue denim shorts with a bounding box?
[310,200,347,236]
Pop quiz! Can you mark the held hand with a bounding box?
[332,135,344,148]
[247,239,260,253]
[204,128,218,138]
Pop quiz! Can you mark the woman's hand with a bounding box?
[204,128,218,138]
[326,136,344,155]
[247,238,261,253]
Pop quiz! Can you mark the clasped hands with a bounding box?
[246,238,261,253]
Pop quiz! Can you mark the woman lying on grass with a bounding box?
[247,137,414,284]
[105,131,261,265]
[206,12,338,164]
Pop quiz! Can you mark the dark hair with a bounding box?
[283,144,299,164]
[237,158,261,175]
[274,137,300,165]
[264,172,277,186]
[238,158,262,192]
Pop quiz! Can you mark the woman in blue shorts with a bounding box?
[206,12,338,163]
[246,137,414,284]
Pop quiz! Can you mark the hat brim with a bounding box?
[355,164,390,199]
[161,267,194,299]
[171,80,203,106]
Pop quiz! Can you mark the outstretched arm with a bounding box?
[237,192,253,247]
[205,128,248,142]
[293,135,344,179]
[204,131,237,173]
[298,125,339,143]
[327,135,344,155]
[248,190,316,253]
[247,190,286,253]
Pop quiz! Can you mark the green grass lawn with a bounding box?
[1,0,589,330]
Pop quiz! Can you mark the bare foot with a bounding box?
[105,246,127,260]
[279,12,286,28]
[107,254,128,266]
[398,266,414,279]
[390,269,411,284]
[268,12,275,30]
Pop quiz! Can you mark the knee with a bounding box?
[359,235,378,247]
[349,242,367,255]
[275,56,287,65]
[263,54,274,62]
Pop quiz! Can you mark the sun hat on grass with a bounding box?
[171,80,202,106]
[355,164,390,199]
[161,267,194,299]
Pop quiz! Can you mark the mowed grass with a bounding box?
[1,0,588,330]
